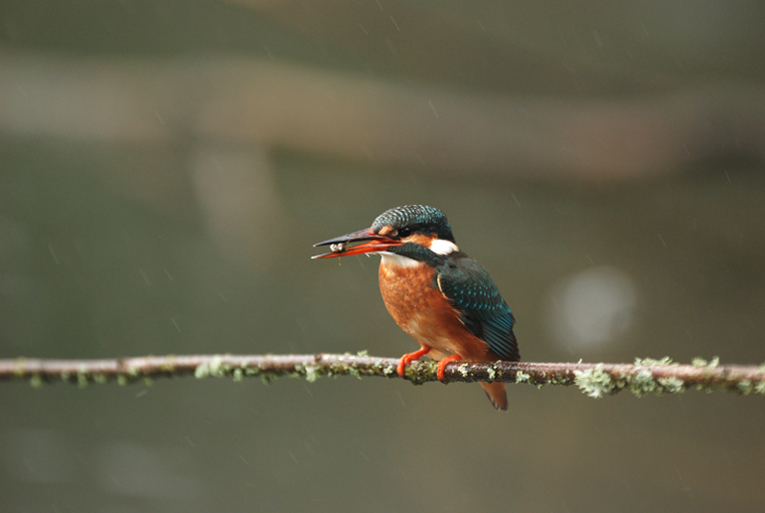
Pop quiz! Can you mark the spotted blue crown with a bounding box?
[372,205,455,242]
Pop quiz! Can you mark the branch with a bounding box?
[0,354,763,398]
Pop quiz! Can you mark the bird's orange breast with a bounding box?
[378,259,492,361]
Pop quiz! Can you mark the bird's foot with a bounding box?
[436,355,463,381]
[397,347,431,377]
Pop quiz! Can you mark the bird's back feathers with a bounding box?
[436,253,520,362]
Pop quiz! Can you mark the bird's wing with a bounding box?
[436,257,520,361]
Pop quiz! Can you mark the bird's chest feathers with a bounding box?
[378,256,465,351]
[378,258,435,329]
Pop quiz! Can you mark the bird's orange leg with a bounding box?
[397,346,431,377]
[436,354,463,381]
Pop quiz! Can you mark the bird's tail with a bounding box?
[480,382,508,411]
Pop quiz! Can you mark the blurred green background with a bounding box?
[2,1,764,512]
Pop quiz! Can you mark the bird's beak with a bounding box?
[312,227,402,259]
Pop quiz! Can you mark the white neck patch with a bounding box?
[428,239,459,256]
[380,252,421,268]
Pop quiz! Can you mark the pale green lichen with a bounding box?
[232,368,243,382]
[487,367,496,380]
[634,356,676,367]
[574,364,614,398]
[76,365,91,388]
[657,376,685,394]
[30,374,44,388]
[458,364,470,378]
[627,370,656,397]
[304,364,320,383]
[243,366,260,376]
[754,382,765,395]
[326,363,343,378]
[13,358,27,377]
[194,363,210,379]
[195,356,230,379]
[117,375,128,386]
[94,374,108,385]
[208,355,226,376]
[692,356,720,368]
[156,356,176,373]
[737,380,753,395]
[405,361,436,385]
[515,371,530,384]
[543,375,564,386]
[356,350,369,357]
[376,362,397,376]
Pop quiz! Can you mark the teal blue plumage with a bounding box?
[435,254,520,361]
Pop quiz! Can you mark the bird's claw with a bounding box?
[397,347,431,377]
[436,355,463,381]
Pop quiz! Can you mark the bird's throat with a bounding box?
[380,252,422,269]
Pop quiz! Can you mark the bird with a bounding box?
[312,205,519,411]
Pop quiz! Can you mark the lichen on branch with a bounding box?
[1,354,764,398]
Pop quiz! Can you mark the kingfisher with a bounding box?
[312,205,519,411]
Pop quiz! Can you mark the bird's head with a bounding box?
[312,205,459,261]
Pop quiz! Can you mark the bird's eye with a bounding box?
[399,227,412,238]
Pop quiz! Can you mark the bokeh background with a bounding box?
[2,1,765,512]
